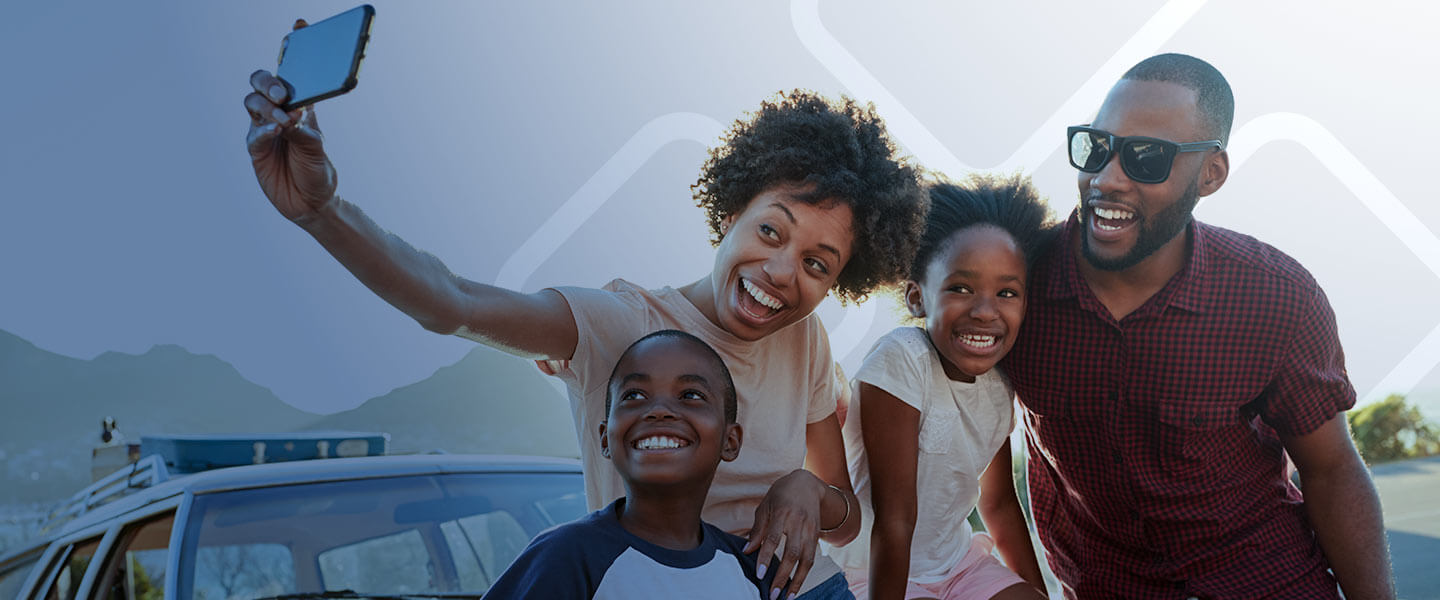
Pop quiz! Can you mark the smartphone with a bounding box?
[276,5,375,111]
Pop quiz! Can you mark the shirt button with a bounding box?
[1113,452,1123,465]
[1190,415,1204,427]
[1129,509,1140,520]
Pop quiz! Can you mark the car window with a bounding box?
[438,512,530,589]
[317,530,431,594]
[192,544,293,600]
[0,553,42,600]
[90,513,173,600]
[43,536,101,600]
[176,471,584,599]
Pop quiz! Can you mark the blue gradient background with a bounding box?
[2,1,1437,418]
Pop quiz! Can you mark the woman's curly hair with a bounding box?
[691,90,928,303]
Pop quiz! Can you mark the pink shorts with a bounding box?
[846,533,1029,600]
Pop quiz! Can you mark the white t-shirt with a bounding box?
[549,279,843,591]
[828,327,1016,583]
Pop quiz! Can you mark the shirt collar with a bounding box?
[1038,210,1209,315]
[1165,220,1208,314]
[1036,211,1084,302]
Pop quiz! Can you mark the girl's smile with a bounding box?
[906,224,1028,383]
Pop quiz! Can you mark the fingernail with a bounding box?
[268,84,286,103]
[756,563,766,579]
[769,589,780,600]
[272,108,291,126]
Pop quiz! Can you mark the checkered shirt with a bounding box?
[1000,213,1354,599]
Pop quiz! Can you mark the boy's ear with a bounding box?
[903,281,926,318]
[720,422,743,462]
[598,421,611,459]
[720,214,737,236]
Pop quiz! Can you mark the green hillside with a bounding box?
[0,330,574,505]
[303,345,578,458]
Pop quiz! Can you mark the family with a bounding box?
[244,53,1395,599]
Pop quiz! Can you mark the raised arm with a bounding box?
[243,68,578,360]
[857,383,920,600]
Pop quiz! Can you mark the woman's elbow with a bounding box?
[412,289,476,335]
[408,307,460,335]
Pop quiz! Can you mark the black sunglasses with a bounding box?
[1067,125,1222,184]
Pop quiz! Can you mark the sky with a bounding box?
[2,1,1438,416]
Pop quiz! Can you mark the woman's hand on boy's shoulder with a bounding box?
[744,469,827,600]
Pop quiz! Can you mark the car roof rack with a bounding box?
[140,432,388,474]
[38,454,170,535]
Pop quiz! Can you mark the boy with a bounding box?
[483,330,776,599]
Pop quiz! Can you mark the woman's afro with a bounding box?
[691,90,928,303]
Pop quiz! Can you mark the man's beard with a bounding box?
[1081,175,1200,272]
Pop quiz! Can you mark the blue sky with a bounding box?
[3,1,1438,415]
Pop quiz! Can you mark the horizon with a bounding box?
[8,325,1440,424]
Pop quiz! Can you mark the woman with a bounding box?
[245,63,927,598]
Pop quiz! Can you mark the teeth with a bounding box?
[1094,207,1135,221]
[634,436,688,450]
[959,334,996,349]
[741,279,784,310]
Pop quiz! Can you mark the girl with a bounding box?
[831,174,1054,600]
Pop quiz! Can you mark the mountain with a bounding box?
[0,330,320,503]
[303,345,579,458]
[0,329,576,505]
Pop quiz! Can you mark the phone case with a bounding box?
[276,4,375,111]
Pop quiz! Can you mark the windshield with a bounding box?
[174,472,585,600]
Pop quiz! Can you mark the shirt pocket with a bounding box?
[1156,398,1244,478]
[918,406,957,454]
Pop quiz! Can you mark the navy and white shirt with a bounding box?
[483,499,774,599]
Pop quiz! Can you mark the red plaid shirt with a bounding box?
[1001,214,1355,599]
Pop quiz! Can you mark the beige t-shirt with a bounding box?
[828,327,1015,583]
[551,279,843,589]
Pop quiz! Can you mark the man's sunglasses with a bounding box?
[1067,125,1223,184]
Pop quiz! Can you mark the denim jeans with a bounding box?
[793,572,855,600]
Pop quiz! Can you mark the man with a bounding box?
[1001,53,1394,599]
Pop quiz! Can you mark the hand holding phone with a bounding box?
[276,5,375,111]
[245,6,374,222]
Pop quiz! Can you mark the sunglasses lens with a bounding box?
[1122,140,1174,183]
[1070,130,1109,172]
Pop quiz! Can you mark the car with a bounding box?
[0,435,586,600]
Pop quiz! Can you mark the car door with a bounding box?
[32,536,103,600]
[85,513,174,600]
